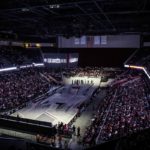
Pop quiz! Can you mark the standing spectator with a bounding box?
[72,125,76,135]
[64,140,68,150]
[58,135,62,148]
[77,126,81,137]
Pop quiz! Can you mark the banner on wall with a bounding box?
[74,38,80,45]
[101,36,107,45]
[94,36,100,45]
[80,36,86,45]
[87,36,94,48]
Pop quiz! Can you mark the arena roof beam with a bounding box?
[53,10,150,19]
[42,6,60,15]
[75,3,107,30]
[93,0,116,31]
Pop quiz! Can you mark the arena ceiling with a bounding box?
[0,0,150,37]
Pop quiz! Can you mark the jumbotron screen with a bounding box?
[43,53,79,68]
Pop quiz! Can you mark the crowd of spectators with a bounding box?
[82,87,116,146]
[82,74,150,147]
[99,77,150,141]
[71,67,102,77]
[63,67,122,79]
[0,65,119,112]
[40,68,62,84]
[0,69,50,112]
[89,127,150,150]
[0,46,43,68]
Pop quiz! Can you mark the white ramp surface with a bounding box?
[12,85,96,125]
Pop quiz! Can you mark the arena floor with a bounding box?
[12,85,96,125]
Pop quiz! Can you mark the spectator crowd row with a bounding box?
[0,69,50,111]
[0,46,43,68]
[82,74,150,146]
